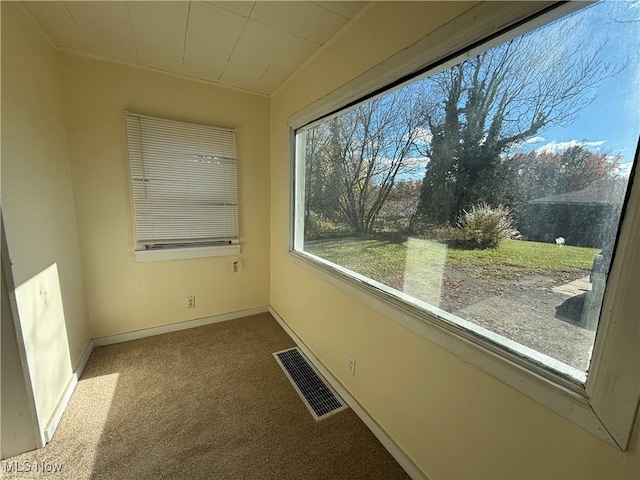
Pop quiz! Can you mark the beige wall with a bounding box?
[270,2,639,479]
[1,251,38,458]
[56,53,270,338]
[1,2,90,431]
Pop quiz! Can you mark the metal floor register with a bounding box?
[273,347,347,421]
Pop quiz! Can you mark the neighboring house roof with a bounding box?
[529,179,627,205]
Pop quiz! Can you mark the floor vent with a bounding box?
[273,347,347,421]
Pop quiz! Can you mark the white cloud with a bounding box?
[507,135,546,152]
[617,162,634,178]
[410,126,433,146]
[405,156,430,168]
[537,139,606,154]
[370,156,429,170]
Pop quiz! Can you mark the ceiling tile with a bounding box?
[127,2,189,73]
[313,1,368,19]
[219,62,266,90]
[182,2,247,79]
[181,58,225,84]
[134,40,184,73]
[266,56,302,79]
[298,6,348,44]
[65,1,131,33]
[281,36,321,64]
[21,0,364,95]
[237,20,293,56]
[22,1,72,18]
[228,44,280,72]
[181,35,236,83]
[253,71,288,95]
[250,1,317,35]
[187,2,247,43]
[127,1,189,29]
[203,1,255,18]
[23,10,91,54]
[76,20,138,65]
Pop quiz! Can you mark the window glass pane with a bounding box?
[294,1,639,380]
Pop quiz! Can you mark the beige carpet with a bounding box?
[1,313,410,479]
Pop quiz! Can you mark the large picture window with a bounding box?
[292,1,638,447]
[125,113,240,261]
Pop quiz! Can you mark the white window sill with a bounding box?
[134,244,241,262]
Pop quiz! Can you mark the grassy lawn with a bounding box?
[304,236,600,282]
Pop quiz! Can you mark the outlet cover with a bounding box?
[347,355,356,376]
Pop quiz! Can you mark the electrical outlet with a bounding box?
[186,296,196,308]
[347,355,356,377]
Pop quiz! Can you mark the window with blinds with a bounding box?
[125,113,239,258]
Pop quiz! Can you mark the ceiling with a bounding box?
[21,1,368,95]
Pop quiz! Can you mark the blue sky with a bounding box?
[519,1,639,175]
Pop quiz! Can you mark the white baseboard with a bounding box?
[93,306,269,346]
[43,339,94,443]
[268,306,428,480]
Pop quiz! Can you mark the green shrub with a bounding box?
[456,203,513,249]
[433,226,465,243]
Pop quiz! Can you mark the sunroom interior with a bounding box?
[1,1,639,479]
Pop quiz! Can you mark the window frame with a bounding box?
[287,1,639,450]
[124,112,241,262]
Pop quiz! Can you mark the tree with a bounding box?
[414,12,620,227]
[304,122,343,230]
[378,179,422,231]
[304,89,425,235]
[554,146,621,193]
[501,146,621,226]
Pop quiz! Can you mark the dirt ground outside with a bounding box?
[434,267,596,372]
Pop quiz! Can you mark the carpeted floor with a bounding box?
[1,313,410,479]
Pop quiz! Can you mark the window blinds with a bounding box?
[125,113,239,250]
